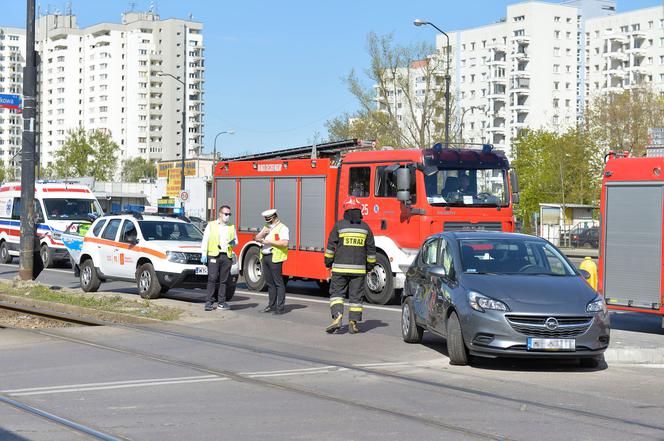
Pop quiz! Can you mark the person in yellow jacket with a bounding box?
[200,205,237,311]
[255,208,289,314]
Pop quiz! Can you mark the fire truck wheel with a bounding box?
[242,247,266,292]
[0,241,12,264]
[365,253,395,305]
[80,259,101,292]
[226,275,238,301]
[136,263,162,299]
[40,244,54,268]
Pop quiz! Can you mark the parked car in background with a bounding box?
[188,215,208,232]
[401,231,610,367]
[570,226,599,249]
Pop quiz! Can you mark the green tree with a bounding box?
[121,157,157,182]
[511,129,603,233]
[324,110,401,147]
[51,127,118,180]
[585,86,664,156]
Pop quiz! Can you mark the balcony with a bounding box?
[626,46,647,55]
[511,35,531,44]
[487,125,506,133]
[512,103,530,111]
[513,51,529,60]
[488,58,506,66]
[487,90,506,99]
[489,77,507,84]
[604,51,628,61]
[631,65,650,75]
[606,68,627,78]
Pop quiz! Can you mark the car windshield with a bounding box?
[43,198,103,221]
[424,168,508,207]
[459,238,575,276]
[138,220,203,242]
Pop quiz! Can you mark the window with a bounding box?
[374,166,416,201]
[420,239,440,266]
[348,167,370,197]
[554,47,560,56]
[554,30,560,39]
[92,219,107,236]
[441,239,454,277]
[119,220,138,243]
[101,219,121,241]
[553,64,560,73]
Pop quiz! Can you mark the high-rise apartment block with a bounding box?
[380,0,664,155]
[1,8,205,174]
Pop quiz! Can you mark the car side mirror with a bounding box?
[578,269,591,280]
[425,266,447,278]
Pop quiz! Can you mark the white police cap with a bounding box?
[261,208,277,217]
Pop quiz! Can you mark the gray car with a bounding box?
[401,232,610,367]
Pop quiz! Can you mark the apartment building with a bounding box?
[36,9,205,171]
[0,27,26,174]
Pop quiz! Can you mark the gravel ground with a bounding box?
[0,309,79,329]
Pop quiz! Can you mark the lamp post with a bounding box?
[559,153,571,246]
[213,130,235,165]
[459,105,484,144]
[414,19,451,147]
[158,71,187,210]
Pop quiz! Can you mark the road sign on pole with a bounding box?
[179,190,189,202]
[0,94,21,110]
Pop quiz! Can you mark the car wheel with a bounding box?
[226,274,238,301]
[79,259,101,292]
[242,247,265,291]
[447,312,469,366]
[136,263,162,299]
[365,253,395,305]
[40,244,54,268]
[581,242,593,249]
[401,297,424,343]
[579,355,604,368]
[0,241,12,264]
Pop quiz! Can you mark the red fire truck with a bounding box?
[599,150,664,326]
[213,139,519,304]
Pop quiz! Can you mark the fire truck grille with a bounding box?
[443,222,503,232]
[505,315,593,338]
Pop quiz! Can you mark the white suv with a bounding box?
[75,213,238,299]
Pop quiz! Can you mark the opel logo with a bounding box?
[545,317,559,331]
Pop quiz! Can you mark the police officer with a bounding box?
[255,208,289,314]
[200,206,237,311]
[324,196,376,334]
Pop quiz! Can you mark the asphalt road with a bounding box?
[2,259,664,441]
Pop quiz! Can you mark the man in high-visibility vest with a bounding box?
[324,196,376,334]
[255,208,290,314]
[200,205,237,311]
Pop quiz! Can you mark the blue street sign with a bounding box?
[0,94,21,109]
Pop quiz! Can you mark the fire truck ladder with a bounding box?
[220,139,376,162]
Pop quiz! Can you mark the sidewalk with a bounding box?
[606,311,664,364]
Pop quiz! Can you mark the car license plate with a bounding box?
[195,266,208,275]
[527,338,575,351]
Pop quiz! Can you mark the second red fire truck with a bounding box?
[214,140,520,304]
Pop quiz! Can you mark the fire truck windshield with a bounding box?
[424,168,508,207]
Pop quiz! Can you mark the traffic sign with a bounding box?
[0,94,21,110]
[179,190,189,202]
[648,128,664,146]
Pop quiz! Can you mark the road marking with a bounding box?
[0,263,72,275]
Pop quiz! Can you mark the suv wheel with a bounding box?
[447,312,469,366]
[136,263,162,299]
[401,297,424,343]
[0,241,12,264]
[80,259,101,292]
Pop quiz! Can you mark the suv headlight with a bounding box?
[468,291,509,312]
[166,251,188,264]
[586,296,606,313]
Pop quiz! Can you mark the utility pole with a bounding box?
[19,0,37,280]
[180,24,187,212]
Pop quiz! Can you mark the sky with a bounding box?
[4,0,664,157]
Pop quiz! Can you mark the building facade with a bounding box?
[35,9,204,172]
[0,27,26,175]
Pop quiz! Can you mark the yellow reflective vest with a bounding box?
[207,222,236,257]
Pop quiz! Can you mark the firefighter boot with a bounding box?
[325,313,343,334]
[348,320,359,334]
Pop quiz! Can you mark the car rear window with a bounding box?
[92,219,107,237]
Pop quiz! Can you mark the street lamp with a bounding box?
[157,71,187,210]
[414,19,451,147]
[213,130,235,165]
[459,105,485,144]
[559,153,571,246]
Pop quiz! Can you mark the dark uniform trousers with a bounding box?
[206,253,232,304]
[262,253,285,311]
[329,273,364,322]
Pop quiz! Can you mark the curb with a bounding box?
[605,348,664,364]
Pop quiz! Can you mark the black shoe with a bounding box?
[260,306,273,313]
[204,303,213,311]
[272,309,285,315]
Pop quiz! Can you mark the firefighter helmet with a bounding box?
[343,196,362,211]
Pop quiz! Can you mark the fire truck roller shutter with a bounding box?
[216,178,236,221]
[274,178,297,251]
[604,184,662,309]
[300,177,326,252]
[239,178,270,232]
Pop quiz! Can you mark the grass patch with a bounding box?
[0,281,182,321]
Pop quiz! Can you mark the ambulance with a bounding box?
[0,181,103,267]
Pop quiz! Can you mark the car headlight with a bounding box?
[468,291,509,312]
[166,251,188,264]
[586,296,607,313]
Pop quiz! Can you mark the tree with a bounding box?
[585,86,664,156]
[50,127,118,181]
[346,32,452,149]
[511,129,603,234]
[324,110,401,147]
[121,157,157,182]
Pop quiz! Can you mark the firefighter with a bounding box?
[200,205,238,311]
[255,208,289,314]
[324,196,376,334]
